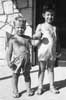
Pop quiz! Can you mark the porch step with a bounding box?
[57,60,66,66]
[56,48,66,66]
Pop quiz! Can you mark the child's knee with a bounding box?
[39,61,46,71]
[47,61,54,72]
[48,65,54,72]
[23,72,30,82]
[13,73,17,77]
[49,67,54,72]
[48,60,55,66]
[12,73,19,79]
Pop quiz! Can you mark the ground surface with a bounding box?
[0,65,66,100]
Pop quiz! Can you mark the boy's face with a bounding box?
[42,11,54,24]
[15,19,26,36]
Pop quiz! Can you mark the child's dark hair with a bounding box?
[42,3,56,14]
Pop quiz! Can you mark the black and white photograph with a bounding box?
[0,0,66,100]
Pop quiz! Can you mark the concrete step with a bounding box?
[56,60,66,66]
[56,48,66,66]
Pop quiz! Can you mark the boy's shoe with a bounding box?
[12,91,20,98]
[27,90,34,96]
[50,86,60,94]
[36,88,43,95]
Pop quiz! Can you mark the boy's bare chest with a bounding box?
[13,38,29,47]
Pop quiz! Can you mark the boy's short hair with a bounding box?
[15,15,26,21]
[42,3,56,14]
[14,15,26,26]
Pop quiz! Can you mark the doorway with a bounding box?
[56,0,66,48]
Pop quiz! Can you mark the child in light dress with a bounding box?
[33,4,60,95]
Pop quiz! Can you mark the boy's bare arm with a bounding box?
[32,24,42,39]
[30,34,42,46]
[30,31,43,46]
[6,39,13,67]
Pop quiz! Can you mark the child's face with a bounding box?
[15,19,26,36]
[42,11,54,24]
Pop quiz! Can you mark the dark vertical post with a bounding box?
[32,0,36,65]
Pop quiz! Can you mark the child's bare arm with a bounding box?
[33,24,42,39]
[32,32,42,40]
[6,39,13,67]
[31,25,43,46]
[31,34,42,46]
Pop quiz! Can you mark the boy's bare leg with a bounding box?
[36,61,46,95]
[24,72,34,96]
[25,81,33,95]
[12,73,19,97]
[47,60,59,93]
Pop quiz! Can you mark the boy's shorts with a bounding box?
[11,53,31,74]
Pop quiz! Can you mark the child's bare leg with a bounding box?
[38,61,46,88]
[24,72,34,96]
[37,61,46,95]
[47,60,54,87]
[12,73,19,97]
[47,60,59,93]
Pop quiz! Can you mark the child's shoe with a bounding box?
[12,91,20,98]
[36,88,43,95]
[50,86,60,94]
[27,90,34,96]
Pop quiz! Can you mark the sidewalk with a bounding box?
[0,65,66,100]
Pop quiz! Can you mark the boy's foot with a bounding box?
[50,87,60,94]
[12,91,20,98]
[27,90,34,96]
[36,88,43,95]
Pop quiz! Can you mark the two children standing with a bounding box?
[6,4,60,98]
